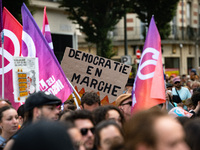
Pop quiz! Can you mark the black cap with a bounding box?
[24,91,62,111]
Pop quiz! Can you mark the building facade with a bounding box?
[31,0,200,76]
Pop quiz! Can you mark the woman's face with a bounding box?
[106,110,122,127]
[0,109,19,134]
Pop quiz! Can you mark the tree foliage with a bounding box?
[131,0,179,39]
[59,0,132,58]
[3,0,30,23]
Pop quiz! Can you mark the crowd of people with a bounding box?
[0,69,200,150]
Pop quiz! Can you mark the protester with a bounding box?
[62,121,85,150]
[184,98,195,114]
[81,92,101,111]
[123,78,134,94]
[190,68,199,81]
[172,77,191,107]
[23,91,62,124]
[115,93,132,121]
[11,120,74,150]
[124,108,189,150]
[93,105,125,127]
[184,118,200,150]
[0,106,19,149]
[64,110,95,150]
[191,91,200,117]
[3,91,62,150]
[17,105,25,127]
[63,98,77,111]
[95,120,124,150]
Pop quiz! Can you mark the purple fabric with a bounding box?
[21,3,73,102]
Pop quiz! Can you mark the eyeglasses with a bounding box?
[120,101,132,106]
[80,127,95,136]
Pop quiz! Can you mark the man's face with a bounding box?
[154,117,190,150]
[68,127,85,150]
[174,81,181,89]
[98,125,123,150]
[118,98,132,120]
[82,103,99,112]
[39,105,60,121]
[74,119,94,150]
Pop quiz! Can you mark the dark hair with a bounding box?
[184,118,200,150]
[95,120,124,148]
[191,92,200,107]
[17,104,25,118]
[63,109,94,125]
[11,120,74,150]
[124,109,167,150]
[81,92,100,107]
[64,99,76,110]
[0,106,14,121]
[93,105,125,125]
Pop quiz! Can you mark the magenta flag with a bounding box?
[0,0,3,32]
[21,3,73,102]
[132,16,165,113]
[0,7,22,109]
[42,6,53,50]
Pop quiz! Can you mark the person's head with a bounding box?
[185,98,195,111]
[81,92,101,111]
[124,109,189,150]
[166,83,173,91]
[95,120,124,150]
[63,98,76,111]
[24,91,62,124]
[191,92,200,108]
[64,110,95,150]
[17,104,25,126]
[0,99,11,108]
[190,68,197,76]
[184,118,200,150]
[191,81,200,90]
[93,105,125,127]
[115,94,132,121]
[62,121,85,150]
[11,120,74,150]
[124,78,134,94]
[0,106,19,137]
[173,77,181,89]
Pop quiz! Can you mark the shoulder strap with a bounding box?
[175,88,181,100]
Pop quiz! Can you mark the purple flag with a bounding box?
[21,3,73,102]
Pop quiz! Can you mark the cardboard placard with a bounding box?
[61,48,132,103]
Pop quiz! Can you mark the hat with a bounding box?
[115,94,132,106]
[173,77,181,84]
[191,68,197,75]
[166,83,173,88]
[24,91,62,111]
[125,78,134,86]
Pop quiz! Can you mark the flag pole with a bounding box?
[1,30,4,99]
[66,77,81,109]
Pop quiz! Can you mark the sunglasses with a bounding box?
[80,127,95,136]
[174,81,180,84]
[120,101,132,106]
